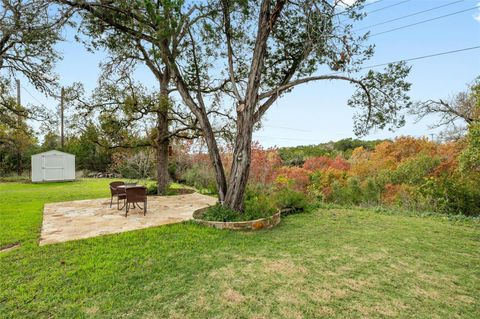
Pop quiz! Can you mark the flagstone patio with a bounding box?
[40,193,216,245]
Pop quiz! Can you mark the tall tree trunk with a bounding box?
[223,99,256,211]
[155,81,170,195]
[224,118,253,211]
[164,58,228,201]
[197,107,228,202]
[17,152,23,176]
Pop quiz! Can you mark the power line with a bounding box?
[370,6,478,37]
[253,135,319,142]
[263,125,310,132]
[364,0,412,16]
[20,84,49,108]
[340,0,411,23]
[336,0,386,16]
[358,0,387,10]
[331,45,480,75]
[356,0,465,31]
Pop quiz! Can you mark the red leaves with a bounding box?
[303,156,350,171]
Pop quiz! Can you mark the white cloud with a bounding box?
[475,2,480,22]
[336,0,376,8]
[336,0,358,7]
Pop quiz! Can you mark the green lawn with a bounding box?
[0,180,479,318]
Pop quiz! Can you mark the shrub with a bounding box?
[274,166,311,192]
[362,177,383,205]
[274,188,309,212]
[183,164,217,194]
[244,194,277,220]
[418,175,480,216]
[111,150,156,179]
[249,142,282,184]
[201,204,239,222]
[389,154,440,185]
[329,177,363,205]
[459,122,480,174]
[145,181,158,195]
[201,195,276,222]
[303,156,350,172]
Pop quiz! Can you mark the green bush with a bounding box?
[330,177,363,205]
[145,181,158,195]
[390,154,440,185]
[244,194,277,220]
[362,177,383,205]
[183,164,217,194]
[200,185,277,222]
[274,188,309,212]
[201,195,276,222]
[418,175,480,216]
[201,204,240,222]
[460,122,480,174]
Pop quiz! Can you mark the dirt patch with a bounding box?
[0,242,20,253]
[83,306,99,315]
[308,287,348,302]
[263,259,307,275]
[343,278,371,291]
[413,286,441,299]
[222,288,245,304]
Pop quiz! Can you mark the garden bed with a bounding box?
[193,207,281,230]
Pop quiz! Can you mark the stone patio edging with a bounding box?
[193,208,281,230]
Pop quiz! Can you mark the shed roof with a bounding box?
[31,150,75,157]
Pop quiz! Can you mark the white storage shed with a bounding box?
[31,150,75,183]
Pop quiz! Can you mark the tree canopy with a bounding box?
[56,0,413,211]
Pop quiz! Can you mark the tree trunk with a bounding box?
[17,152,23,176]
[155,81,170,195]
[155,115,169,195]
[224,106,254,212]
[197,107,228,202]
[165,59,228,201]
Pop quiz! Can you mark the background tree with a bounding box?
[66,12,232,194]
[58,0,412,212]
[412,77,480,140]
[0,0,71,121]
[0,96,36,175]
[0,0,71,175]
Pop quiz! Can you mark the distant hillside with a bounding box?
[278,138,387,166]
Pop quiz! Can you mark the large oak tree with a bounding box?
[58,0,412,211]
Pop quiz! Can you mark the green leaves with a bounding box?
[348,62,412,136]
[459,122,480,173]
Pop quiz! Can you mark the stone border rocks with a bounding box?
[193,208,281,230]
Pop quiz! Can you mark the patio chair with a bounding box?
[125,186,147,217]
[109,181,126,209]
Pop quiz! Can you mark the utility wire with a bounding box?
[263,125,310,132]
[356,0,464,31]
[357,0,387,10]
[340,0,410,22]
[336,0,386,17]
[330,45,480,75]
[258,45,480,139]
[370,6,478,37]
[20,84,49,108]
[361,0,412,16]
[253,135,320,142]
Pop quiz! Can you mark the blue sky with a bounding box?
[20,0,480,147]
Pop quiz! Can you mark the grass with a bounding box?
[1,179,479,318]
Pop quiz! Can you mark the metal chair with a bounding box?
[125,186,147,217]
[109,181,126,209]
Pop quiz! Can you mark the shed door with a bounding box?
[43,155,64,181]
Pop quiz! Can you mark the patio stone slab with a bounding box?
[40,193,216,245]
